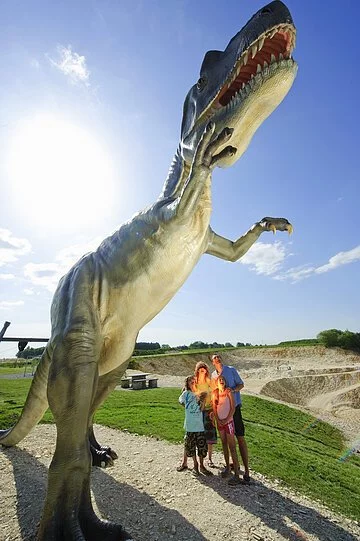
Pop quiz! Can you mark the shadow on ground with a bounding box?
[196,469,358,541]
[1,447,206,541]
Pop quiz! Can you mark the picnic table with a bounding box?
[120,372,158,390]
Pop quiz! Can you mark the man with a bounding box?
[211,353,250,484]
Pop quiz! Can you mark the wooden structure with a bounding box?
[120,373,158,390]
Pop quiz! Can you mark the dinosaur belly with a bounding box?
[98,223,208,375]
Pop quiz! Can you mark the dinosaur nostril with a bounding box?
[261,7,272,15]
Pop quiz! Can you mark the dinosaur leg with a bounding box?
[38,337,132,541]
[88,364,129,467]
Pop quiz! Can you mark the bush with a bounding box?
[317,329,360,352]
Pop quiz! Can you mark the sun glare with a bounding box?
[7,114,116,230]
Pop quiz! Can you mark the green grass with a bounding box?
[1,379,359,520]
[0,366,34,376]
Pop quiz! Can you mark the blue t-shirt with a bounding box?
[179,390,204,432]
[212,365,244,407]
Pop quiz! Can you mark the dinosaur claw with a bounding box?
[287,224,293,235]
[269,224,276,234]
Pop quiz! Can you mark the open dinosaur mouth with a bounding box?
[208,23,296,113]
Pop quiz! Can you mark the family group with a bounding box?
[177,353,250,486]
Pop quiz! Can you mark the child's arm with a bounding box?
[221,390,235,425]
[211,389,223,426]
[179,390,187,407]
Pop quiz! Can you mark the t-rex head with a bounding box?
[180,0,297,167]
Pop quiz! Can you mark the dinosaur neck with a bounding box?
[160,146,191,199]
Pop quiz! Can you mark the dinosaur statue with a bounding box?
[0,1,297,539]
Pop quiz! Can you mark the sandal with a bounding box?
[220,467,230,478]
[208,460,216,468]
[242,474,251,485]
[176,464,188,472]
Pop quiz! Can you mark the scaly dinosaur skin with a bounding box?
[0,2,297,539]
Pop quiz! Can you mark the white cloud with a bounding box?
[315,245,360,274]
[275,245,360,282]
[0,273,15,280]
[24,262,61,293]
[23,288,35,295]
[49,45,90,85]
[0,229,31,267]
[0,300,24,310]
[24,237,103,292]
[240,241,288,276]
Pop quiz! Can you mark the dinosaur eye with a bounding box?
[196,76,207,91]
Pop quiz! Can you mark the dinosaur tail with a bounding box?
[0,346,51,447]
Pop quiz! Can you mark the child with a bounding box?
[177,375,212,476]
[212,375,241,485]
[193,361,217,467]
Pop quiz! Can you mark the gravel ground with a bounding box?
[1,424,359,541]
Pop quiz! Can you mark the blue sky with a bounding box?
[1,0,359,357]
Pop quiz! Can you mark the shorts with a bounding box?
[203,409,217,444]
[218,418,235,435]
[184,431,208,458]
[233,405,245,437]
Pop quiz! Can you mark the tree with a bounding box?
[236,342,245,347]
[17,346,46,359]
[317,329,360,351]
[317,329,343,348]
[189,341,208,349]
[224,342,233,348]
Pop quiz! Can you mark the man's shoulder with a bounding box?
[223,364,238,374]
[223,365,242,381]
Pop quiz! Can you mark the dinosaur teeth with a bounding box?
[243,51,249,65]
[269,28,277,39]
[258,35,265,51]
[251,44,257,59]
[271,53,276,63]
[256,63,262,73]
[279,53,284,61]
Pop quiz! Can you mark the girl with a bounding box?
[193,361,217,467]
[212,375,241,485]
[177,375,212,476]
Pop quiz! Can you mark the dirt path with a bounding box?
[1,424,359,541]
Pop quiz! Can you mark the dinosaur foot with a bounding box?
[39,514,133,541]
[90,445,117,467]
[81,515,133,541]
[100,445,118,460]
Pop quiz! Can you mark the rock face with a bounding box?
[261,369,360,408]
[133,345,360,377]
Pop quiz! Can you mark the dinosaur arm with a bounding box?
[205,217,293,262]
